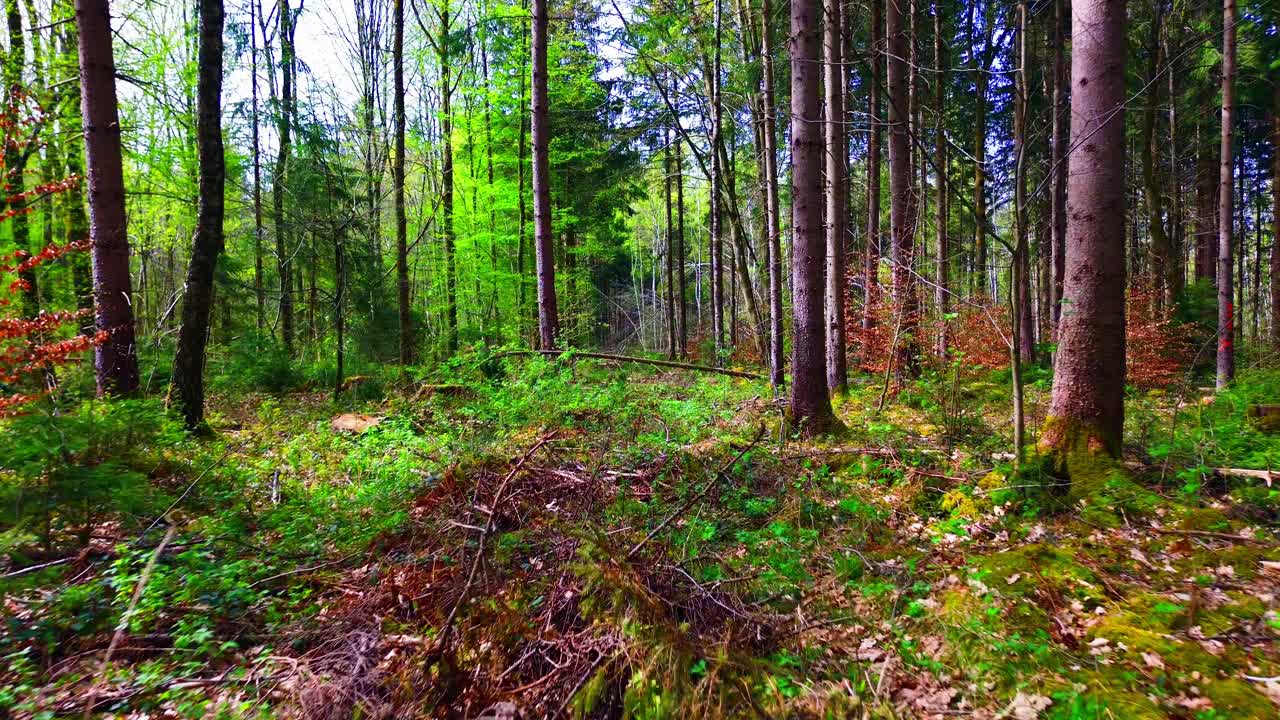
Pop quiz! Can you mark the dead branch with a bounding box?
[628,425,766,560]
[1150,527,1274,546]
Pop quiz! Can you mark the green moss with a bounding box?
[1178,507,1233,533]
[1196,593,1266,636]
[1203,678,1276,719]
[971,544,1105,603]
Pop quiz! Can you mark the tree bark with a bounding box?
[933,0,948,357]
[1041,0,1128,488]
[5,0,36,320]
[887,0,917,383]
[759,0,782,384]
[170,0,225,429]
[439,3,458,356]
[1141,0,1177,312]
[393,0,411,363]
[824,0,847,396]
[531,0,559,350]
[1271,109,1280,349]
[972,4,993,298]
[76,0,139,396]
[1014,0,1034,363]
[1215,0,1235,389]
[274,0,294,355]
[250,0,266,332]
[788,0,836,433]
[1048,0,1067,332]
[863,0,882,343]
[664,125,677,360]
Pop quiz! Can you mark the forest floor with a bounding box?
[3,354,1280,719]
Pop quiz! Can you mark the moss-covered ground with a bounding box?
[2,356,1279,718]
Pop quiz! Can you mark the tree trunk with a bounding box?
[1014,0,1034,363]
[788,0,836,433]
[76,0,139,396]
[675,128,687,357]
[439,4,458,356]
[5,0,36,320]
[1048,0,1067,332]
[887,0,917,383]
[1271,109,1280,349]
[1215,0,1235,389]
[274,0,294,354]
[1141,1,1176,312]
[665,125,677,360]
[531,0,559,350]
[250,0,265,332]
[972,4,992,298]
[1041,0,1128,490]
[933,0,948,357]
[170,0,225,429]
[708,0,725,363]
[759,0,782,385]
[863,0,882,343]
[824,0,847,396]
[393,0,411,363]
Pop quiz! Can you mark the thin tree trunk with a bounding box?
[274,0,294,354]
[170,0,225,429]
[531,0,559,349]
[824,0,847,396]
[77,0,139,395]
[887,0,916,383]
[1216,0,1235,389]
[1014,0,1034,363]
[439,4,458,356]
[788,0,836,433]
[863,0,882,342]
[1271,108,1280,348]
[972,4,994,298]
[675,128,687,357]
[1141,0,1176,312]
[5,0,36,319]
[1041,0,1128,487]
[759,0,782,385]
[250,0,266,332]
[1049,0,1067,331]
[665,125,677,360]
[933,0,948,356]
[393,0,411,363]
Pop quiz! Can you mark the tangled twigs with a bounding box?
[628,424,766,560]
[429,432,558,656]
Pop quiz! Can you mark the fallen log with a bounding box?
[495,350,764,380]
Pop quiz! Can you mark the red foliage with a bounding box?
[1125,284,1198,388]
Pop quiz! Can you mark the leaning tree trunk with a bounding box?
[887,0,917,384]
[531,0,559,350]
[170,0,225,429]
[823,0,847,396]
[76,0,139,396]
[1040,0,1128,493]
[787,0,836,434]
[1215,0,1235,389]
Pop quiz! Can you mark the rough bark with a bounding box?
[1048,0,1067,331]
[439,3,458,356]
[759,0,782,384]
[1041,0,1128,485]
[972,4,993,297]
[1271,109,1280,349]
[788,0,836,433]
[824,0,847,396]
[887,0,917,382]
[1141,0,1176,311]
[274,0,294,354]
[664,126,677,360]
[863,0,882,341]
[933,0,947,357]
[76,0,139,395]
[170,0,225,429]
[1014,0,1034,363]
[394,0,411,363]
[531,0,559,350]
[1215,0,1235,389]
[250,0,265,332]
[5,0,35,319]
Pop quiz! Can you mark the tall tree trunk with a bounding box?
[439,3,458,356]
[1142,0,1176,311]
[1014,0,1034,363]
[1194,125,1218,284]
[274,0,294,354]
[393,0,411,363]
[5,0,36,319]
[1215,0,1235,389]
[1041,0,1127,489]
[708,0,725,363]
[863,0,882,343]
[1048,0,1067,331]
[250,0,265,332]
[887,0,916,383]
[759,0,782,384]
[675,128,687,357]
[1166,19,1184,308]
[824,0,847,396]
[170,0,225,429]
[518,0,530,343]
[665,125,677,360]
[531,0,559,349]
[76,0,139,396]
[788,0,836,433]
[933,0,948,356]
[1270,108,1279,348]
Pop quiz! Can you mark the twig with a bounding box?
[82,523,178,719]
[628,425,766,560]
[141,445,238,537]
[429,433,557,655]
[1,555,75,579]
[554,648,614,718]
[1150,527,1273,546]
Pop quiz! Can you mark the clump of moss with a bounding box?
[970,544,1105,604]
[1203,678,1277,719]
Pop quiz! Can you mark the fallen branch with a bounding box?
[1151,527,1274,546]
[628,424,766,559]
[430,433,558,655]
[496,350,763,380]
